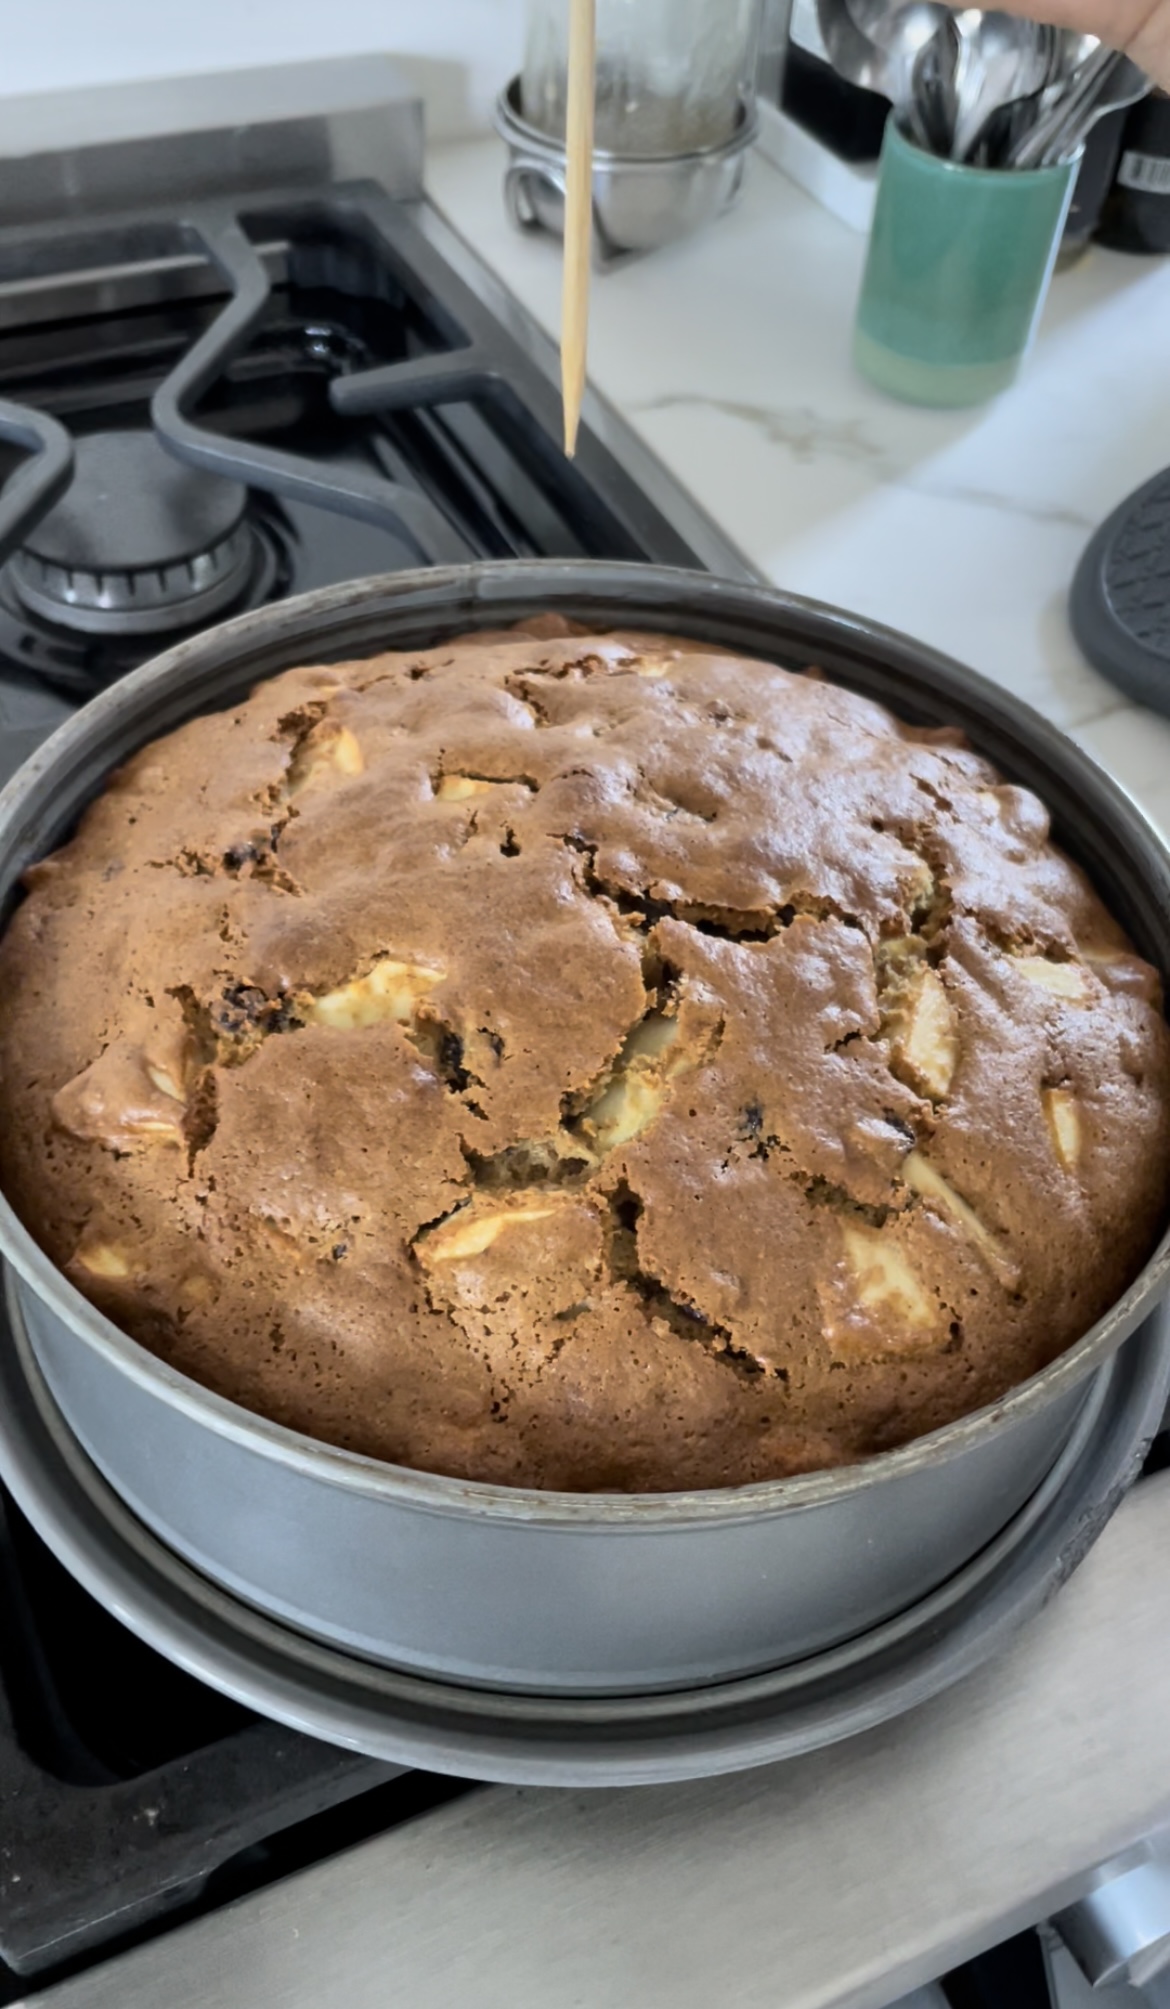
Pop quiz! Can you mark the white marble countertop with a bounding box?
[427,135,1170,840]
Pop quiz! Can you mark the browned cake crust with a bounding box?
[1,619,1168,1492]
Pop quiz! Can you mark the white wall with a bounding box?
[0,0,526,137]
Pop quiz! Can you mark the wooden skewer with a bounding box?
[561,0,596,458]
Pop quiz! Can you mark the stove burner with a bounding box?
[7,430,253,637]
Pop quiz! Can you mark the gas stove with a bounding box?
[1,57,1170,2009]
[0,127,745,792]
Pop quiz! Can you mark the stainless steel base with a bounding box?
[1,1287,1165,1787]
[494,79,757,265]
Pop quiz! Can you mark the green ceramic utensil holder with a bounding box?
[854,121,1080,408]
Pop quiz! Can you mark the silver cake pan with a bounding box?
[0,1272,1165,1784]
[0,561,1168,1698]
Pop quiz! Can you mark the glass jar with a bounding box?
[520,0,765,158]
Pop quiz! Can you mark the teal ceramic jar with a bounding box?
[854,121,1080,407]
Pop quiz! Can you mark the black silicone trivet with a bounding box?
[1071,466,1170,715]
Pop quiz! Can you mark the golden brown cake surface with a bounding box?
[1,618,1168,1492]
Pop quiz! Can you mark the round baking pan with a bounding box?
[1,561,1169,1697]
[0,1278,1165,1784]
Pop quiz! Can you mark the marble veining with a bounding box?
[631,392,1099,531]
[631,393,890,470]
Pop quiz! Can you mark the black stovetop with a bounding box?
[0,1479,472,1997]
[0,176,706,718]
[0,177,714,1998]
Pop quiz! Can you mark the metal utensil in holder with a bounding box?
[1009,45,1148,167]
[816,2,1152,168]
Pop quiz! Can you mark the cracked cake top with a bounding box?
[0,616,1167,1492]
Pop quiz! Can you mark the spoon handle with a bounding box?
[910,27,955,155]
[1008,43,1116,168]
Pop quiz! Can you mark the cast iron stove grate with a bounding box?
[0,179,707,702]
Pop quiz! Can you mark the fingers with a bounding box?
[940,1,1170,91]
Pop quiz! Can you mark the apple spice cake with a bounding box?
[0,617,1167,1493]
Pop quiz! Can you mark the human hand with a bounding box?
[944,2,1170,92]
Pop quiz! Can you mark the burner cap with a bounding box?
[9,430,253,636]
